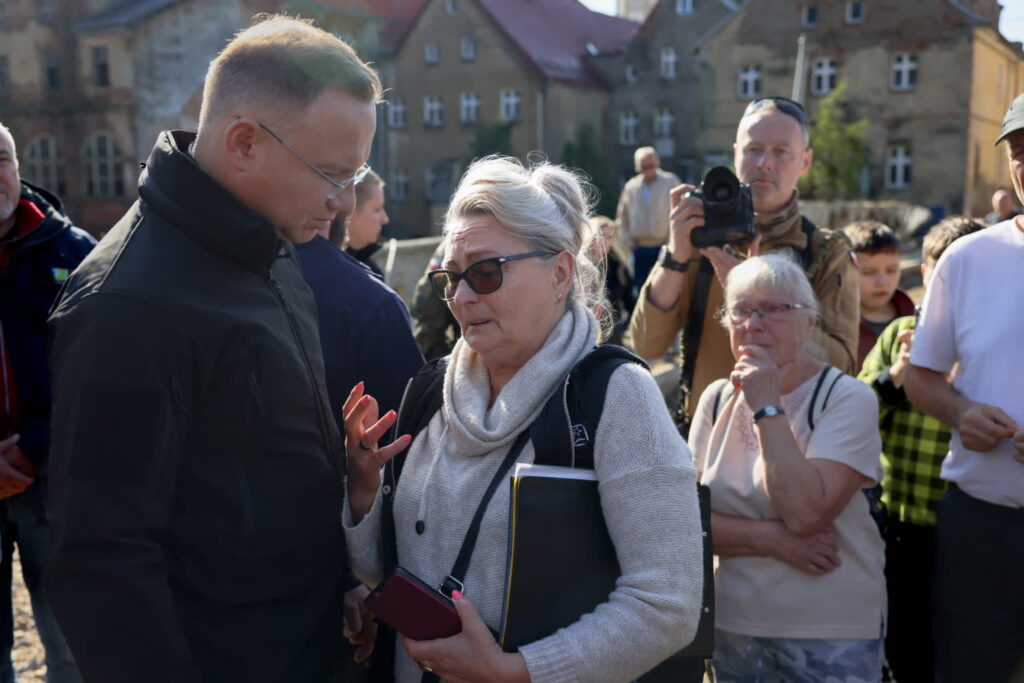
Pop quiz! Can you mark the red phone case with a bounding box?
[364,567,463,641]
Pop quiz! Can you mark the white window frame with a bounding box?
[390,171,408,201]
[459,92,480,124]
[802,5,818,28]
[619,111,638,146]
[885,145,912,189]
[660,47,678,80]
[387,98,407,128]
[810,58,837,96]
[499,89,520,122]
[423,96,443,127]
[460,37,476,61]
[82,133,125,198]
[23,135,66,196]
[625,63,638,83]
[424,42,439,64]
[653,107,674,138]
[738,65,761,99]
[845,1,864,24]
[676,0,694,15]
[890,53,918,92]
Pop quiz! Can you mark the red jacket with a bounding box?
[856,288,916,373]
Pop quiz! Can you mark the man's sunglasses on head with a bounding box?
[743,96,809,128]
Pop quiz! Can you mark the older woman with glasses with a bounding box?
[342,156,704,682]
[688,253,885,682]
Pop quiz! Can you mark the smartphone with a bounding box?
[364,567,462,641]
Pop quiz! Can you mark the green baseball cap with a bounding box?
[995,93,1024,145]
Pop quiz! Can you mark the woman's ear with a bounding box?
[553,251,575,298]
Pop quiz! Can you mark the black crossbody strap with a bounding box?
[806,365,833,431]
[677,257,716,437]
[439,430,532,598]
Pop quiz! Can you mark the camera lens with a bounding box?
[709,183,733,202]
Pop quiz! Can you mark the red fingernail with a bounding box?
[452,590,463,600]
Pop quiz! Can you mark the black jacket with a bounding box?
[47,131,348,683]
[0,181,93,473]
[296,235,424,420]
[346,241,384,279]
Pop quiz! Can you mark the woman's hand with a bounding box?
[765,520,841,576]
[404,592,529,683]
[343,382,411,523]
[730,343,781,412]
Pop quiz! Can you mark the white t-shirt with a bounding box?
[690,371,885,640]
[910,218,1024,507]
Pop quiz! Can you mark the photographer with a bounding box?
[625,97,859,428]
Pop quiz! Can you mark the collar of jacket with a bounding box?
[346,241,382,263]
[138,130,285,275]
[4,181,75,253]
[755,190,807,251]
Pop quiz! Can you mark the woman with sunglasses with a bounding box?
[342,156,704,682]
[688,253,885,681]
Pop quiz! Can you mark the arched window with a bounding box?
[23,135,66,196]
[82,133,125,198]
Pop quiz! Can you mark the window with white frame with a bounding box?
[93,46,110,87]
[388,98,407,128]
[619,111,638,145]
[886,145,912,189]
[390,171,408,201]
[424,42,439,64]
[82,134,125,198]
[802,5,818,28]
[460,92,480,124]
[810,58,837,96]
[653,107,674,138]
[23,135,66,196]
[423,96,443,127]
[890,53,918,92]
[460,37,476,61]
[499,89,520,121]
[660,47,677,79]
[676,0,694,15]
[845,1,864,24]
[625,63,638,83]
[738,65,761,99]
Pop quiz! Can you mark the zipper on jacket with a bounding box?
[561,373,575,468]
[267,272,344,487]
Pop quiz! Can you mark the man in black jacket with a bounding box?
[0,122,92,683]
[47,16,380,683]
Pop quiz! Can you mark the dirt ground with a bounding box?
[11,549,46,682]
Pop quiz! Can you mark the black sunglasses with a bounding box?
[743,96,810,128]
[428,251,555,301]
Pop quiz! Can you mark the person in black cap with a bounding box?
[905,92,1024,681]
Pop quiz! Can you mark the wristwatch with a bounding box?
[657,245,690,273]
[752,405,786,423]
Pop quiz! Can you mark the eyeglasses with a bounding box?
[428,251,555,301]
[718,302,813,325]
[743,97,810,129]
[257,121,371,201]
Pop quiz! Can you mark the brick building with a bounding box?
[383,0,637,237]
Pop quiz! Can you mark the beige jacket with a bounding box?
[625,215,859,420]
[615,169,681,247]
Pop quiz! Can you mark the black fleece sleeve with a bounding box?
[46,293,201,683]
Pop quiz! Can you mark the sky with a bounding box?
[579,0,1024,44]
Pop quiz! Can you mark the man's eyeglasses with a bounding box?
[257,121,371,201]
[428,251,555,301]
[743,97,810,129]
[718,302,813,325]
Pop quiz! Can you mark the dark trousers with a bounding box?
[932,484,1024,682]
[632,246,661,299]
[884,519,936,683]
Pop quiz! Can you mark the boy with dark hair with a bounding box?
[857,216,985,683]
[843,220,916,371]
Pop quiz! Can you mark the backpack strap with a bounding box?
[711,379,735,427]
[529,345,648,470]
[676,258,716,438]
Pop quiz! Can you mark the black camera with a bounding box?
[687,166,756,249]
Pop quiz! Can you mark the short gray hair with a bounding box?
[0,122,16,163]
[443,156,611,339]
[633,146,658,169]
[724,252,819,319]
[199,14,382,129]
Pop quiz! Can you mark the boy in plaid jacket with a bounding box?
[858,216,984,683]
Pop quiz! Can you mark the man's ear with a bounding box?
[223,119,259,173]
[801,147,814,176]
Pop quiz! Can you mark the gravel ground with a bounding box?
[11,548,46,682]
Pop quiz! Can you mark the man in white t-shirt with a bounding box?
[906,93,1024,681]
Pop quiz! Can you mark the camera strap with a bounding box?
[676,257,716,439]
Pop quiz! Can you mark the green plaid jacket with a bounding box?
[858,315,950,527]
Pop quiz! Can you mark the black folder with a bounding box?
[498,464,618,651]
